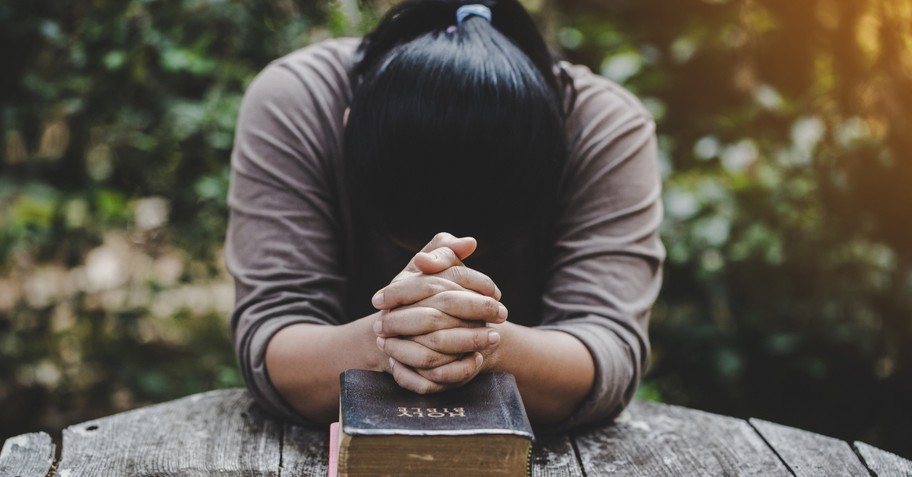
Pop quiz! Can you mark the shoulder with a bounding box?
[560,62,657,174]
[554,62,660,216]
[235,38,361,169]
[269,37,360,88]
[562,62,653,127]
[242,37,360,114]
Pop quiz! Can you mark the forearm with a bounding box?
[486,322,595,426]
[265,315,388,423]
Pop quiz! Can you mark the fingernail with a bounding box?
[474,353,483,367]
[488,331,501,346]
[389,357,396,370]
[372,292,384,308]
[376,337,386,349]
[372,320,382,334]
[497,304,508,320]
[494,285,502,299]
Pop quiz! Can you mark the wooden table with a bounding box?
[2,389,910,476]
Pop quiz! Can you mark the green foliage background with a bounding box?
[2,0,910,457]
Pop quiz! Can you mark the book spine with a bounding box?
[526,444,532,477]
[327,422,339,477]
[494,372,534,440]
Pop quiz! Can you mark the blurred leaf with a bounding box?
[103,50,127,71]
[94,189,130,223]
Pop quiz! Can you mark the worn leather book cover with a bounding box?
[336,369,533,476]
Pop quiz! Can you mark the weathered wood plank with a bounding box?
[531,434,585,477]
[750,418,868,476]
[854,441,912,477]
[573,400,791,476]
[282,423,330,477]
[0,432,55,477]
[55,389,282,477]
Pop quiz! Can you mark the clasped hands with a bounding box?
[371,233,506,394]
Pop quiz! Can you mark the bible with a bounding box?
[331,369,534,477]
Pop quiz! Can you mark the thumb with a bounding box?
[403,234,477,275]
[414,236,477,274]
[447,236,477,261]
[414,247,462,275]
[417,232,476,260]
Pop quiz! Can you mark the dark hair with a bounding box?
[344,0,571,247]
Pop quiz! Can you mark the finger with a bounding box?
[389,358,448,394]
[374,266,503,310]
[415,352,483,385]
[372,275,465,310]
[375,266,503,310]
[432,265,502,301]
[414,253,501,300]
[377,245,470,308]
[417,290,507,323]
[418,232,477,261]
[374,306,478,337]
[409,328,502,354]
[378,336,460,369]
[413,246,464,276]
[399,233,475,276]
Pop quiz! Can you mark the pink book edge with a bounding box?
[327,422,339,477]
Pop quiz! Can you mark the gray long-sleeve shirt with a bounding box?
[226,37,664,430]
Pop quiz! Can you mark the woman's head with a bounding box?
[344,0,569,248]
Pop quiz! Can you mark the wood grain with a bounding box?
[750,418,868,476]
[854,441,912,477]
[531,434,584,477]
[573,400,791,476]
[282,423,331,476]
[0,432,55,477]
[55,389,282,477]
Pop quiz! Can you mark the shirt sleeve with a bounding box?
[537,67,665,430]
[225,42,353,424]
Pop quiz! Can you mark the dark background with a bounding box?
[1,0,910,458]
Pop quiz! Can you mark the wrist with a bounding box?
[357,312,391,372]
[482,321,519,373]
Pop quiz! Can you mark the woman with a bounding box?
[227,0,664,430]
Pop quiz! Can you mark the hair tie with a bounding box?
[456,4,492,25]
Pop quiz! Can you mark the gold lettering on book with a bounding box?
[396,407,467,418]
